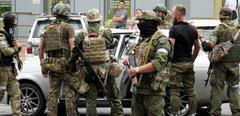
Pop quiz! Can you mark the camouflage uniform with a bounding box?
[0,14,22,116]
[0,32,22,116]
[73,9,124,116]
[208,12,240,116]
[153,4,171,29]
[131,11,172,116]
[39,3,76,116]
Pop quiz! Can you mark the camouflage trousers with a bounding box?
[131,94,165,116]
[85,76,124,116]
[47,72,75,116]
[0,66,22,116]
[169,62,198,114]
[210,62,240,116]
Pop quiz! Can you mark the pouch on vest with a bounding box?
[151,67,170,91]
[108,55,123,78]
[109,62,123,78]
[208,30,240,63]
[41,57,68,73]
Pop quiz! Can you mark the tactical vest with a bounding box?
[217,23,240,62]
[134,31,172,95]
[44,21,70,53]
[0,30,14,66]
[82,30,110,64]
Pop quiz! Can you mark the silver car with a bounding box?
[2,20,229,116]
[17,29,138,116]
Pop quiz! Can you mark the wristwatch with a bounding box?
[134,67,140,73]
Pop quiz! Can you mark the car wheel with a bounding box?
[164,87,189,116]
[20,83,46,116]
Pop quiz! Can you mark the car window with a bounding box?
[33,20,49,38]
[32,19,83,38]
[109,35,120,56]
[197,26,215,41]
[69,19,83,31]
[119,35,138,59]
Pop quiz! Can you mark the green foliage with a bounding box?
[0,5,11,16]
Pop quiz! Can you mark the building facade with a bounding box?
[11,0,224,38]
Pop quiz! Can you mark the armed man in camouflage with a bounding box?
[153,4,171,29]
[123,11,173,116]
[168,5,200,116]
[38,3,76,116]
[72,9,124,116]
[0,13,22,116]
[201,7,240,116]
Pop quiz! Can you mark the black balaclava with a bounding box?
[137,20,159,38]
[3,14,16,34]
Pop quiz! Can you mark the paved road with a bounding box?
[0,103,232,116]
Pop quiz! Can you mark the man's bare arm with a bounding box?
[38,37,45,62]
[192,39,200,62]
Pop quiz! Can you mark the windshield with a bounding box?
[197,26,215,41]
[32,19,83,38]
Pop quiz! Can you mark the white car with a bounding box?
[26,14,88,56]
[2,19,227,116]
[15,29,138,116]
[119,19,228,115]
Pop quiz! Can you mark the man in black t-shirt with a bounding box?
[168,4,200,116]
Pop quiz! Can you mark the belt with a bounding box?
[173,57,192,63]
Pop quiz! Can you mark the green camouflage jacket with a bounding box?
[134,30,173,95]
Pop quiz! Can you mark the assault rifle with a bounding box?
[72,45,113,106]
[204,62,213,87]
[127,54,138,93]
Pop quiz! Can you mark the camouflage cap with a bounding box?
[153,4,167,13]
[86,9,102,22]
[136,11,161,22]
[52,3,71,17]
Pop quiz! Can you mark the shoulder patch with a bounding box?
[156,48,168,55]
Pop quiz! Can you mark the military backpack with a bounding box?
[208,25,239,63]
[41,21,70,73]
[44,21,70,52]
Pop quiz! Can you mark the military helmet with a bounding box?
[136,11,161,22]
[153,4,167,13]
[219,7,237,20]
[86,9,102,22]
[52,3,71,17]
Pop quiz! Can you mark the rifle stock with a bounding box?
[73,45,112,106]
[204,62,213,87]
